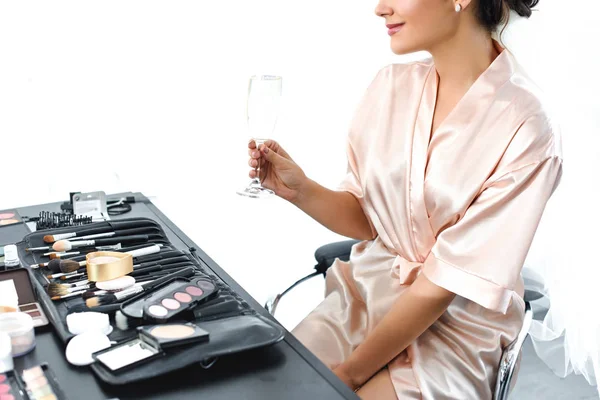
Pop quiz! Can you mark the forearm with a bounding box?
[292,178,375,241]
[338,274,456,388]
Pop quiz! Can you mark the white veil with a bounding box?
[499,2,600,395]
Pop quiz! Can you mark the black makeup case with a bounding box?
[14,217,286,385]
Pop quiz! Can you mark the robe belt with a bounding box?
[391,254,423,285]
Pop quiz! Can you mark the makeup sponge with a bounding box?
[66,312,112,336]
[66,331,111,366]
[95,276,136,291]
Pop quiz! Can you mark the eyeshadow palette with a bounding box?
[0,211,21,228]
[21,364,67,400]
[0,371,27,400]
[121,276,218,323]
[0,269,49,328]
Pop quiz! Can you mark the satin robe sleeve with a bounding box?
[336,67,391,239]
[337,138,378,239]
[422,116,563,314]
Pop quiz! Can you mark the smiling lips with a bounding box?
[386,23,405,36]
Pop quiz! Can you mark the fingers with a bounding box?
[248,139,257,150]
[260,139,291,160]
[248,158,259,168]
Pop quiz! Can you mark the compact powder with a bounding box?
[173,292,192,303]
[1,394,15,400]
[0,220,19,226]
[0,213,15,219]
[149,325,195,339]
[161,299,180,310]
[185,286,203,296]
[0,376,5,383]
[29,376,48,389]
[196,281,215,291]
[22,366,43,381]
[0,384,9,394]
[148,305,168,317]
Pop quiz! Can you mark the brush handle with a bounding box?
[58,220,155,240]
[134,256,189,269]
[130,262,195,277]
[115,227,161,236]
[126,244,163,258]
[88,235,149,246]
[141,266,197,291]
[110,220,156,230]
[134,250,184,263]
[114,285,144,300]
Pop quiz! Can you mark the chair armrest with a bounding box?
[493,301,533,400]
[264,239,361,316]
[314,240,361,274]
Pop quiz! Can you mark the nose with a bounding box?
[375,1,393,18]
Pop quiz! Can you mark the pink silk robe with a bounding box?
[292,42,563,399]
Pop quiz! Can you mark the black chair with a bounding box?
[265,240,537,400]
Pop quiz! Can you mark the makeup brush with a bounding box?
[55,260,87,274]
[47,283,92,297]
[54,279,90,288]
[52,235,150,252]
[41,219,157,243]
[129,262,195,277]
[44,250,79,257]
[82,289,109,300]
[51,289,87,301]
[47,269,85,279]
[43,226,160,243]
[85,285,145,308]
[59,273,86,281]
[26,235,150,252]
[46,243,167,264]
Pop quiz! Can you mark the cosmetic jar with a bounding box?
[0,312,36,356]
[0,332,13,373]
[3,245,20,268]
[86,251,133,282]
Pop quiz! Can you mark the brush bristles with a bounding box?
[60,274,83,280]
[85,294,117,308]
[47,284,71,297]
[47,259,62,273]
[49,253,60,260]
[82,291,100,300]
[52,240,71,252]
[43,235,54,243]
[59,260,83,274]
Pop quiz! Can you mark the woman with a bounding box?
[247,0,562,398]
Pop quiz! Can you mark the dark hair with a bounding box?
[476,0,540,32]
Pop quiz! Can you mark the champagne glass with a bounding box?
[237,75,283,198]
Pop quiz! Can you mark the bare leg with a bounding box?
[356,368,397,400]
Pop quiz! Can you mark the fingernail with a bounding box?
[264,147,269,154]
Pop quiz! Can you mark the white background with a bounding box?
[0,1,598,331]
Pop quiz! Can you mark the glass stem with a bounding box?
[253,139,264,186]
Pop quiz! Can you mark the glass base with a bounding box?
[236,181,274,199]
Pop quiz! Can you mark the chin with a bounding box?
[389,37,421,56]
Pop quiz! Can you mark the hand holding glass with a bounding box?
[237,75,282,198]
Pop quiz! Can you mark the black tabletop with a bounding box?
[3,193,359,400]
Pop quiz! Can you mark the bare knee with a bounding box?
[356,368,397,400]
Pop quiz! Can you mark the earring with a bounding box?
[455,3,462,12]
